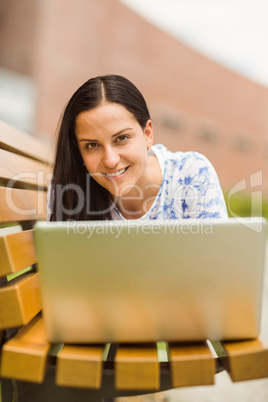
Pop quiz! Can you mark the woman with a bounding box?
[49,74,227,221]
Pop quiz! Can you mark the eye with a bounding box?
[85,142,100,150]
[116,134,129,143]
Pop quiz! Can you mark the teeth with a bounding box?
[105,167,127,177]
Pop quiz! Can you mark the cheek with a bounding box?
[126,139,147,161]
[82,153,99,173]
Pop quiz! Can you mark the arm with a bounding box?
[174,152,228,219]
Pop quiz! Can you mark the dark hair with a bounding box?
[50,75,151,221]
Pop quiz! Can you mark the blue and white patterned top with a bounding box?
[111,144,228,220]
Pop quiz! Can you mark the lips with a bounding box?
[103,166,129,178]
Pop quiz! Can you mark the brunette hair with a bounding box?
[50,75,151,221]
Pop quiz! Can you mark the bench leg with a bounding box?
[1,378,15,402]
[1,371,104,402]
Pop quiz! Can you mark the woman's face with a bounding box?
[75,102,153,198]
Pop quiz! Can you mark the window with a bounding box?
[0,68,36,133]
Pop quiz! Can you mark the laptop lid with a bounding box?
[34,218,266,343]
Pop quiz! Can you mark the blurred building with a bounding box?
[1,0,268,199]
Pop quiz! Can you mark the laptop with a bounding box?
[34,217,267,343]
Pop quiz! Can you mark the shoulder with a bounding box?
[151,144,215,175]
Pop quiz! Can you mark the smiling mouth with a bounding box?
[104,167,129,178]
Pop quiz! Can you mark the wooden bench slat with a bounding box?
[115,343,160,390]
[56,345,105,389]
[0,272,41,329]
[168,341,215,388]
[0,230,36,277]
[0,186,47,223]
[0,149,51,189]
[0,120,52,164]
[0,314,50,382]
[211,338,268,382]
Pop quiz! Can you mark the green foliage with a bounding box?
[224,192,268,220]
[7,266,33,281]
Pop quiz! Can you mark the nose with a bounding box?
[102,146,120,169]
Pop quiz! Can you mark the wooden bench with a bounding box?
[0,120,268,401]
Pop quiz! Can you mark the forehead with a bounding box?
[75,103,137,137]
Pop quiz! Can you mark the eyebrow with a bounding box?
[78,127,133,142]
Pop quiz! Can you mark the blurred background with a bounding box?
[0,0,268,400]
[1,0,268,217]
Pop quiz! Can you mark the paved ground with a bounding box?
[116,242,268,402]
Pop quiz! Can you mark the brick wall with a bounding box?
[1,0,268,194]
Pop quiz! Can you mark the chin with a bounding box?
[108,185,136,199]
